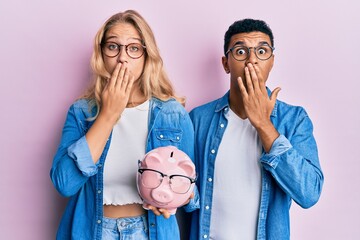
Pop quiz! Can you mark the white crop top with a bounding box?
[103,100,149,206]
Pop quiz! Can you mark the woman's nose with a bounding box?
[117,46,128,63]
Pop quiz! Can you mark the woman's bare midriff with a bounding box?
[103,203,146,218]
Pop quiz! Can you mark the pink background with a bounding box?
[1,0,359,239]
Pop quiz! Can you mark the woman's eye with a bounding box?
[107,44,118,51]
[129,45,139,52]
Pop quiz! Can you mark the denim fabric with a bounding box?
[189,90,324,240]
[50,97,199,240]
[102,215,149,240]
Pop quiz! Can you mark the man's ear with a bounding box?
[269,54,275,72]
[222,56,230,74]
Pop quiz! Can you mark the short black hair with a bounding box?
[224,18,274,55]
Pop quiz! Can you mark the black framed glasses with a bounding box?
[226,44,275,61]
[138,168,196,194]
[101,42,146,59]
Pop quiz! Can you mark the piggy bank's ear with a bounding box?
[143,152,162,167]
[178,161,196,177]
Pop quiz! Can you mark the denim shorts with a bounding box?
[101,214,149,240]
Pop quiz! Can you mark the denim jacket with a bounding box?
[189,91,324,240]
[50,97,199,240]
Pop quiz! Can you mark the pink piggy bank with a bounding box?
[137,146,196,214]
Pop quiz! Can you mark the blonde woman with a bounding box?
[51,10,198,240]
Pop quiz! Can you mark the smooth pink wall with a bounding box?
[1,0,359,239]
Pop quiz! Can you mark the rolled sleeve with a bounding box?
[260,135,292,169]
[67,136,98,177]
[183,185,200,212]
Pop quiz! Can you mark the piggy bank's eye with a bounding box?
[170,176,192,194]
[139,169,163,188]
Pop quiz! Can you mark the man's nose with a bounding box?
[246,48,258,65]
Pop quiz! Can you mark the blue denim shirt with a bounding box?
[50,97,199,240]
[189,91,324,240]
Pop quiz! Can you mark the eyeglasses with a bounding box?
[226,44,275,61]
[101,42,146,59]
[138,168,196,194]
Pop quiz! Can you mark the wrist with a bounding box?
[255,122,279,153]
[253,119,273,132]
[97,110,120,127]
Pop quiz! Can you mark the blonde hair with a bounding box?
[81,10,184,117]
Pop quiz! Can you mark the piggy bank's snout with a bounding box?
[151,188,174,204]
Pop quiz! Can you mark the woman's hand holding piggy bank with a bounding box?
[137,146,196,216]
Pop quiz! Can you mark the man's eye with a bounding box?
[235,48,247,55]
[257,48,267,55]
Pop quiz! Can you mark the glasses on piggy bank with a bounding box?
[138,168,196,194]
[137,146,197,214]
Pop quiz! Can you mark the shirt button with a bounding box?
[97,190,101,194]
[150,223,156,227]
[211,149,215,154]
[160,134,164,138]
[205,205,210,210]
[220,123,224,128]
[176,136,180,140]
[97,220,101,224]
[208,178,212,182]
[203,234,208,238]
[98,164,102,168]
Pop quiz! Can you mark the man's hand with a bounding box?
[237,63,281,152]
[237,63,280,128]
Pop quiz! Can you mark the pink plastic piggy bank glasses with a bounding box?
[137,146,196,214]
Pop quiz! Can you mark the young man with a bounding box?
[189,19,324,239]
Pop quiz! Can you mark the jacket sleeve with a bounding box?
[50,105,98,197]
[260,110,324,208]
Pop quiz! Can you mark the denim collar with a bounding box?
[150,97,163,110]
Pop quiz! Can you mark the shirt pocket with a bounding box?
[153,128,183,147]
